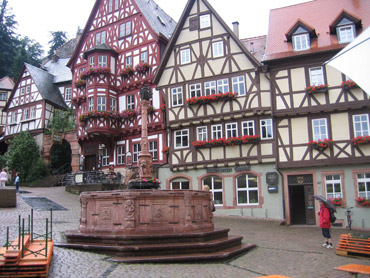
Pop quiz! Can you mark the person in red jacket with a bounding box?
[318,200,333,248]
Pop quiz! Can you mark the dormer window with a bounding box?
[337,24,355,43]
[293,32,310,51]
[330,12,361,44]
[286,21,316,52]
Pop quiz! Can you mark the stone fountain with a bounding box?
[56,85,256,263]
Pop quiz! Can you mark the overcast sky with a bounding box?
[8,0,311,55]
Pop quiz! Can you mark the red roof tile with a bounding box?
[240,35,267,62]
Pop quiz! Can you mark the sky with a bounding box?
[8,0,312,55]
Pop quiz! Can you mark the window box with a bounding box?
[162,147,169,154]
[355,197,370,207]
[120,109,137,119]
[120,66,134,78]
[192,135,261,148]
[329,197,343,206]
[186,92,236,106]
[79,110,121,125]
[80,66,110,80]
[135,62,150,74]
[305,84,328,94]
[74,79,86,88]
[341,80,359,89]
[307,138,333,150]
[147,105,154,114]
[351,135,370,146]
[160,104,166,112]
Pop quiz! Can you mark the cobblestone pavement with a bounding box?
[1,186,369,278]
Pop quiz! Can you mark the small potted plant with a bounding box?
[162,147,169,154]
[329,197,343,206]
[355,197,370,207]
[135,62,150,74]
[120,66,134,78]
[341,80,359,89]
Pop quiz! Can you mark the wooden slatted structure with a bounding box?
[336,233,370,258]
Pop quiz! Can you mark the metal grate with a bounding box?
[288,175,313,185]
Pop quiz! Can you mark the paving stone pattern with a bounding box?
[1,186,369,278]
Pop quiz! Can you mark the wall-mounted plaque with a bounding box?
[266,172,279,185]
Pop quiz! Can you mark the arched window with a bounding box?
[236,174,259,205]
[203,176,223,205]
[170,178,190,190]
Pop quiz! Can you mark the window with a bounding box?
[23,108,29,120]
[212,125,222,139]
[312,118,328,141]
[89,56,95,67]
[189,83,201,98]
[97,96,106,111]
[101,148,109,166]
[309,67,325,86]
[205,81,216,96]
[217,79,229,94]
[212,41,224,58]
[200,14,211,29]
[174,129,189,149]
[149,141,158,161]
[232,76,246,96]
[180,49,191,64]
[133,143,141,163]
[11,112,17,123]
[260,119,273,139]
[226,123,237,138]
[65,88,72,101]
[197,126,207,141]
[114,0,119,10]
[120,21,132,37]
[117,145,125,165]
[353,114,369,137]
[98,55,107,67]
[357,173,370,198]
[30,107,36,119]
[127,95,135,110]
[141,51,148,63]
[325,175,342,199]
[0,93,6,101]
[171,87,183,107]
[203,176,223,205]
[171,179,190,190]
[21,88,25,95]
[242,121,255,136]
[125,56,132,67]
[88,97,94,111]
[293,33,310,51]
[108,0,113,12]
[337,24,355,44]
[26,86,30,93]
[96,31,106,45]
[236,174,259,205]
[110,97,117,112]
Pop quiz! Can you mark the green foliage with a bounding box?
[45,108,77,134]
[48,31,67,56]
[0,131,47,183]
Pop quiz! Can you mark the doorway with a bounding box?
[85,155,96,171]
[50,139,72,174]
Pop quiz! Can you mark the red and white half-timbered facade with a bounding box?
[68,0,175,176]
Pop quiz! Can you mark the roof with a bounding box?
[240,35,267,63]
[43,58,72,83]
[264,0,370,61]
[0,76,14,90]
[83,43,117,59]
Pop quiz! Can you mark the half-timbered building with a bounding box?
[0,76,14,155]
[263,0,370,228]
[154,0,279,219]
[67,0,176,178]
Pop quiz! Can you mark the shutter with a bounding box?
[189,17,199,31]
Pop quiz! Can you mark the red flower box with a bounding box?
[351,135,370,146]
[355,197,370,207]
[192,135,261,148]
[186,92,236,106]
[307,138,333,149]
[305,84,328,94]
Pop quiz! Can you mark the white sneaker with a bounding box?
[326,244,333,249]
[322,243,328,247]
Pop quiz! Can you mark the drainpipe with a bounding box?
[276,167,286,224]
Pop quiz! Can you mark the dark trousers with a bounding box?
[15,182,19,193]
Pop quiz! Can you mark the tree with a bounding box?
[0,131,48,183]
[48,31,67,56]
[46,108,77,134]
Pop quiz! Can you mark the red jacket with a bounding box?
[319,205,331,228]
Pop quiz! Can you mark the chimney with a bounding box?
[232,21,239,38]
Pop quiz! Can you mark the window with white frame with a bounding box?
[120,21,131,37]
[127,95,135,110]
[117,145,125,165]
[30,107,36,119]
[357,173,370,198]
[293,33,310,51]
[96,31,106,45]
[108,0,113,12]
[203,176,223,205]
[110,97,117,112]
[149,141,158,161]
[101,148,109,166]
[141,51,148,63]
[260,119,273,139]
[337,24,355,44]
[205,81,216,96]
[133,143,141,163]
[114,0,119,10]
[65,88,72,101]
[309,67,325,86]
[232,76,246,96]
[212,124,222,139]
[125,56,132,67]
[189,83,201,98]
[312,118,328,141]
[212,41,224,58]
[98,55,107,67]
[217,79,229,94]
[11,112,17,123]
[197,126,208,141]
[171,179,190,190]
[325,174,343,199]
[0,93,6,101]
[88,97,94,111]
[226,123,237,138]
[21,88,25,95]
[23,108,29,120]
[236,174,259,205]
[97,96,106,111]
[89,56,95,67]
[180,49,191,65]
[171,87,183,107]
[200,14,211,28]
[174,129,189,149]
[26,86,30,93]
[353,114,369,137]
[242,121,255,136]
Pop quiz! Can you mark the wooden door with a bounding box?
[304,185,315,225]
[85,155,96,171]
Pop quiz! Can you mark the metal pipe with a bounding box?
[6,227,9,250]
[50,209,53,240]
[22,218,25,258]
[31,209,33,242]
[45,218,48,257]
